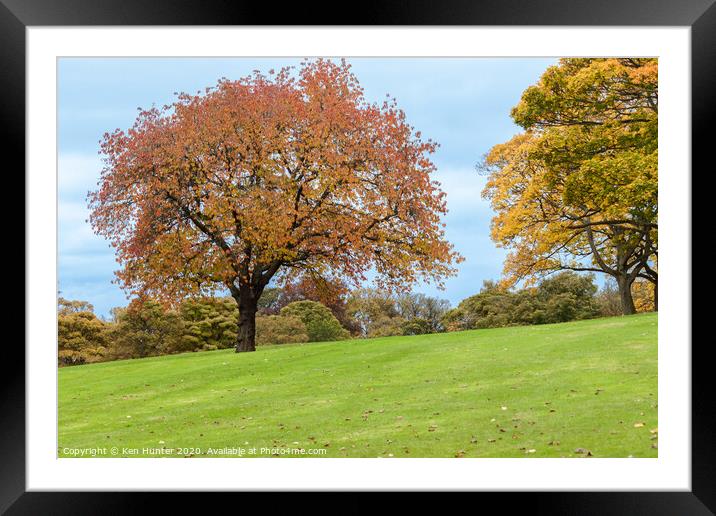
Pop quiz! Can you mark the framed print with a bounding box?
[5,0,714,512]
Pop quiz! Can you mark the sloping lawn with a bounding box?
[58,313,657,458]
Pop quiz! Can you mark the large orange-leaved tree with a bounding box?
[89,59,461,352]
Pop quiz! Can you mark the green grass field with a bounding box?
[58,313,657,458]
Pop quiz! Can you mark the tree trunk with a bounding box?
[652,279,658,311]
[616,275,636,315]
[235,294,258,353]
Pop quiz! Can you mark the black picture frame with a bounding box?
[5,0,712,512]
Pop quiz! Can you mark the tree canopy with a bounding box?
[481,58,657,314]
[89,59,461,351]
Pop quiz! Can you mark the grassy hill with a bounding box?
[58,313,657,458]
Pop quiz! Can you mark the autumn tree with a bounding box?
[345,288,401,337]
[595,279,624,317]
[108,300,185,359]
[258,272,354,331]
[58,297,95,316]
[58,299,109,366]
[481,58,657,315]
[395,292,450,333]
[89,59,460,352]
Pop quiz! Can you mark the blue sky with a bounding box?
[58,57,556,317]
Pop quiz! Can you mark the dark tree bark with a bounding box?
[234,290,259,353]
[228,259,281,353]
[616,274,637,315]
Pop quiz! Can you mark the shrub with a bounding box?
[367,315,405,338]
[442,273,599,331]
[280,300,350,342]
[255,315,309,345]
[535,272,598,323]
[401,317,433,336]
[180,297,238,351]
[108,301,184,359]
[58,310,109,366]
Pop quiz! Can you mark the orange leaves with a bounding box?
[89,59,460,302]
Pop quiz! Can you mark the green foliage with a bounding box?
[58,309,109,366]
[259,275,355,335]
[535,272,599,323]
[280,300,350,342]
[108,301,185,359]
[255,315,309,345]
[180,297,238,351]
[444,273,599,331]
[257,287,282,315]
[58,274,602,366]
[400,317,433,336]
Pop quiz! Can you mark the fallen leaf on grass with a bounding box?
[574,448,593,456]
[633,422,645,428]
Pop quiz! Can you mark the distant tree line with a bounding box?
[58,272,655,366]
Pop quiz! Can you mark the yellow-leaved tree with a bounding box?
[481,58,657,314]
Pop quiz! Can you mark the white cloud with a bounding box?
[58,200,107,253]
[58,152,103,198]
